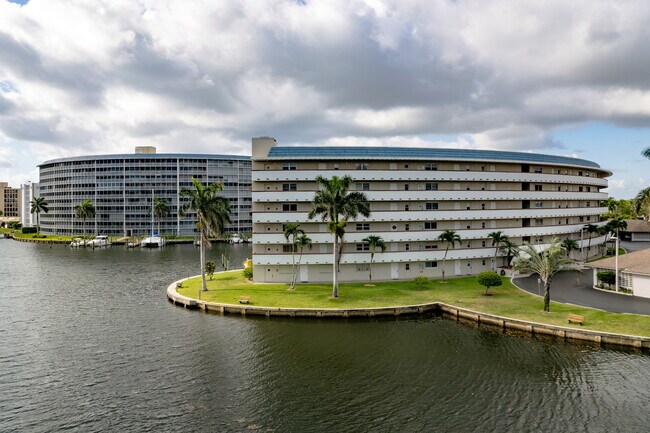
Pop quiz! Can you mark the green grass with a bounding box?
[178,271,650,337]
[2,230,73,241]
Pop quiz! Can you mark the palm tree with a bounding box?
[561,238,579,257]
[487,231,507,271]
[74,200,96,239]
[498,239,519,268]
[307,175,370,298]
[514,239,581,312]
[437,229,461,282]
[583,223,599,259]
[30,197,49,233]
[292,234,312,288]
[364,235,386,283]
[643,147,650,160]
[153,197,170,236]
[600,198,618,218]
[284,223,305,290]
[180,178,231,292]
[634,187,650,221]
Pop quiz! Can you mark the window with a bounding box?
[282,183,297,191]
[356,163,369,170]
[536,236,544,243]
[356,264,370,271]
[425,202,439,210]
[534,185,542,191]
[579,186,583,192]
[424,163,438,171]
[535,202,543,208]
[356,223,370,231]
[404,184,409,191]
[356,243,370,251]
[424,244,438,249]
[424,222,437,230]
[282,245,293,253]
[405,263,410,271]
[481,240,486,247]
[482,260,486,266]
[282,203,297,212]
[425,183,438,191]
[481,222,486,229]
[405,204,410,211]
[481,203,486,210]
[356,183,370,191]
[405,224,410,231]
[534,167,543,173]
[282,163,297,171]
[405,243,410,251]
[425,261,438,268]
[535,218,543,225]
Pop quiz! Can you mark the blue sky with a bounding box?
[1,0,649,199]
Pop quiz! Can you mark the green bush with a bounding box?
[8,222,22,229]
[242,259,253,280]
[477,271,502,295]
[414,276,430,287]
[597,271,616,289]
[205,261,216,280]
[21,226,37,234]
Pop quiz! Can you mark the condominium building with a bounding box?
[38,147,252,237]
[0,182,21,219]
[20,182,40,227]
[251,137,611,283]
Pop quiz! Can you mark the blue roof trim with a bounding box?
[40,153,251,167]
[267,146,601,169]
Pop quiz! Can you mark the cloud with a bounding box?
[0,0,650,162]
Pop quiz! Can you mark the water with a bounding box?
[1,240,649,432]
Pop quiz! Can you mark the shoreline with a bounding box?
[166,275,650,350]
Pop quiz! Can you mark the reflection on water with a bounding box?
[0,240,649,432]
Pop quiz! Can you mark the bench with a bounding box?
[239,296,251,304]
[568,313,584,325]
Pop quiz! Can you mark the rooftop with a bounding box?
[266,146,603,169]
[623,219,650,233]
[39,153,250,167]
[585,248,650,276]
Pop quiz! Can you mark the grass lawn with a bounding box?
[177,271,650,338]
[1,230,73,241]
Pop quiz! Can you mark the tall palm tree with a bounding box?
[308,175,370,298]
[74,200,96,239]
[180,178,231,292]
[561,238,579,257]
[30,197,49,233]
[513,239,581,312]
[634,187,650,221]
[364,235,386,283]
[437,229,461,282]
[292,234,312,289]
[284,223,305,290]
[487,231,507,271]
[153,197,170,236]
[583,223,599,259]
[643,147,650,160]
[498,239,519,267]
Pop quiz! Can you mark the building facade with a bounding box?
[20,182,40,227]
[0,182,21,219]
[38,148,252,237]
[251,137,611,283]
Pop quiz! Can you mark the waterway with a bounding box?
[1,240,649,432]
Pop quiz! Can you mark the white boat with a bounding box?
[230,234,242,244]
[70,238,85,248]
[85,235,111,248]
[141,236,166,248]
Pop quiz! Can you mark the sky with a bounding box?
[0,0,649,199]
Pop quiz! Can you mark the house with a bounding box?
[585,248,650,298]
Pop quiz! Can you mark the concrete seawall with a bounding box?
[167,278,650,350]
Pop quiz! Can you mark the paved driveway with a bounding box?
[621,240,650,253]
[513,270,650,316]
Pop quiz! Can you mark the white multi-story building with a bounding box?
[38,147,252,237]
[20,182,40,227]
[251,137,611,283]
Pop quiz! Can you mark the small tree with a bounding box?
[30,197,49,233]
[284,223,304,290]
[205,260,216,280]
[242,259,253,280]
[561,238,579,257]
[291,234,312,289]
[437,230,461,282]
[487,231,507,271]
[364,235,386,283]
[477,271,502,295]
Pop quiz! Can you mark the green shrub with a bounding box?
[477,271,502,295]
[414,276,430,287]
[597,271,616,289]
[21,226,37,234]
[8,222,22,229]
[205,261,216,280]
[242,259,253,280]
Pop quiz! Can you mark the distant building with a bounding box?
[251,137,611,283]
[20,182,40,227]
[38,147,252,237]
[585,249,650,298]
[0,181,21,220]
[620,219,650,242]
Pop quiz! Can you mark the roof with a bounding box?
[266,146,604,170]
[39,153,250,167]
[623,219,650,233]
[585,248,650,276]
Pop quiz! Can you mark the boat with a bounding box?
[230,234,242,244]
[85,235,111,248]
[141,236,166,248]
[70,238,85,248]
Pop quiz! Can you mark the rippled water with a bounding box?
[1,240,649,432]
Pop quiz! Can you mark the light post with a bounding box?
[612,235,620,293]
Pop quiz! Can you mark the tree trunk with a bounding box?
[294,249,303,288]
[493,248,498,271]
[332,234,338,298]
[290,240,296,289]
[543,279,551,312]
[200,230,207,292]
[441,248,449,282]
[369,253,374,283]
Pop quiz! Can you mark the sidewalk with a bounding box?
[513,270,650,316]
